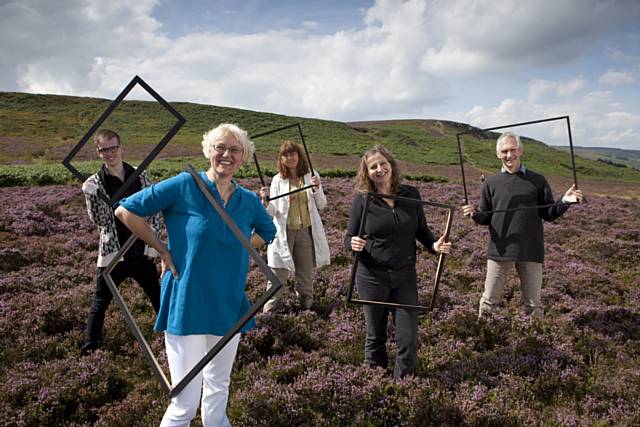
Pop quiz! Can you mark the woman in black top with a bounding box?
[345,145,451,378]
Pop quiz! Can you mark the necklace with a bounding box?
[206,170,235,204]
[218,181,235,203]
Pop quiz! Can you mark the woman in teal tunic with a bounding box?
[115,123,275,426]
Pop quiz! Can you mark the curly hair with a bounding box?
[354,144,401,194]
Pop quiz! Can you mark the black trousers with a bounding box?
[84,256,160,348]
[357,264,419,378]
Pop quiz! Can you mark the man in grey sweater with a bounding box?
[462,132,583,318]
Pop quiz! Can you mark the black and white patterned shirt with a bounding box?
[82,164,163,267]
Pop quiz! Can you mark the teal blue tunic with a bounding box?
[120,171,276,336]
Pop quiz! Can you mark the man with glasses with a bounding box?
[462,132,583,320]
[80,129,162,354]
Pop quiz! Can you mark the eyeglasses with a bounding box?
[97,145,120,154]
[213,144,243,155]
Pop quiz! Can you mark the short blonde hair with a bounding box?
[202,123,254,163]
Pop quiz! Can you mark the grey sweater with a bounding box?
[472,169,569,262]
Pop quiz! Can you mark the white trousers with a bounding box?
[160,333,240,427]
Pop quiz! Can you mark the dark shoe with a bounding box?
[297,294,313,310]
[80,341,99,355]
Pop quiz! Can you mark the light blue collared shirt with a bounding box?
[501,164,526,175]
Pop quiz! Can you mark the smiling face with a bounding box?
[209,133,244,178]
[276,140,309,179]
[366,152,393,191]
[497,136,523,173]
[96,136,123,171]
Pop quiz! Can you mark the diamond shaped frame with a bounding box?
[346,192,455,311]
[250,123,316,201]
[455,115,579,212]
[101,234,172,393]
[62,75,186,205]
[102,164,284,397]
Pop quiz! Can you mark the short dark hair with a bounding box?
[94,129,121,146]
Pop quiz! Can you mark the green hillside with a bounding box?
[553,145,640,170]
[1,91,640,185]
[0,91,374,164]
[351,120,640,184]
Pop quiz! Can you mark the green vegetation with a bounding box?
[349,120,461,165]
[0,159,448,187]
[459,132,640,184]
[0,92,373,164]
[1,91,640,185]
[554,145,640,170]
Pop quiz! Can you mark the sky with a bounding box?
[1,0,639,150]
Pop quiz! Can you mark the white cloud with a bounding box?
[1,0,639,149]
[528,77,586,102]
[557,78,586,97]
[593,111,640,131]
[599,69,635,86]
[301,20,319,29]
[1,0,448,119]
[528,80,555,103]
[419,0,640,76]
[608,48,640,63]
[590,128,637,147]
[0,0,167,95]
[464,89,640,150]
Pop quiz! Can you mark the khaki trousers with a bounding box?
[479,259,544,318]
[264,226,314,312]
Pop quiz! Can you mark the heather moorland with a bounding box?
[1,92,639,425]
[1,175,639,426]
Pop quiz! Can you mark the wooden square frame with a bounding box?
[345,192,455,311]
[249,123,315,201]
[455,115,579,212]
[62,75,186,205]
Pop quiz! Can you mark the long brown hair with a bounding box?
[355,144,401,194]
[277,140,310,179]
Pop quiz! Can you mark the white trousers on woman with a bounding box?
[160,333,240,427]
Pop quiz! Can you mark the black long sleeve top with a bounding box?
[100,162,145,258]
[472,168,569,262]
[344,184,437,270]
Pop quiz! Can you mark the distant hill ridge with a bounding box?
[1,91,639,184]
[553,145,640,170]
